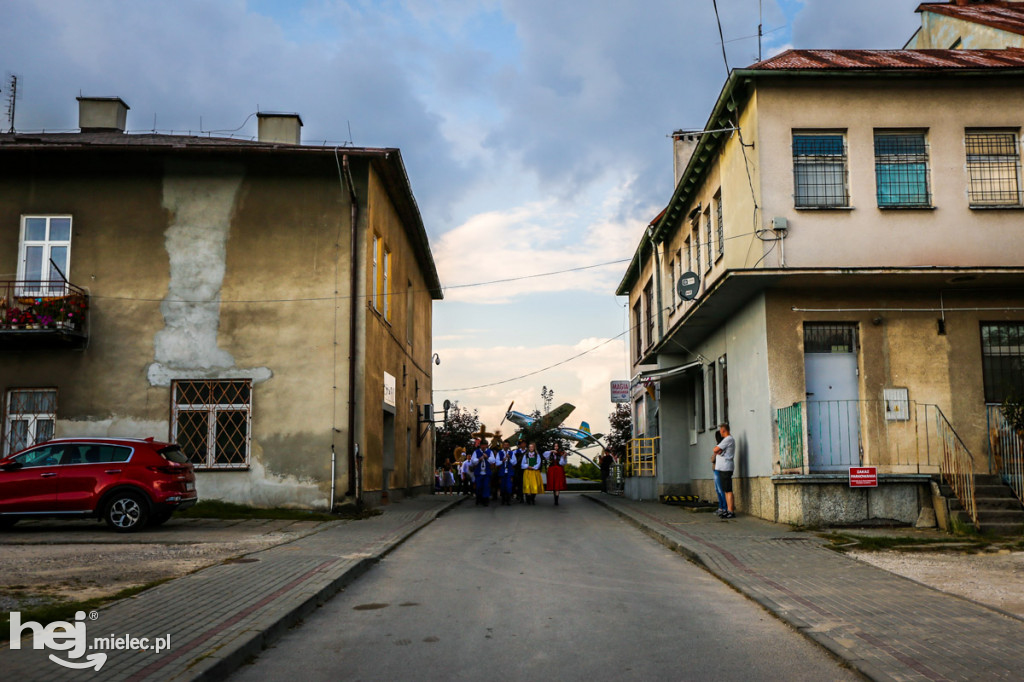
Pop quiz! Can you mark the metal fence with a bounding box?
[0,280,89,333]
[987,405,1024,505]
[626,437,658,477]
[776,400,977,525]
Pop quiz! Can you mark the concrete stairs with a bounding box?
[941,475,1024,535]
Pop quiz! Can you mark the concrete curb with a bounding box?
[174,496,466,681]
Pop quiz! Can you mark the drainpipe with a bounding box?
[648,227,664,343]
[343,153,361,502]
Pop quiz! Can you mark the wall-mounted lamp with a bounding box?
[432,353,441,366]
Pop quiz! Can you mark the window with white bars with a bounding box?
[4,389,56,455]
[793,133,849,208]
[966,131,1022,207]
[172,380,252,469]
[875,131,931,208]
[715,193,724,260]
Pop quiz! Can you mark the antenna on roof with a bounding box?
[758,0,763,62]
[4,73,21,133]
[347,120,353,146]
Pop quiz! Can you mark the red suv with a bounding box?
[0,437,197,532]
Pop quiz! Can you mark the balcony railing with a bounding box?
[0,280,89,350]
[626,437,658,477]
[777,400,978,526]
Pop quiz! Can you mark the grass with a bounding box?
[819,531,989,553]
[175,500,347,522]
[1,579,170,642]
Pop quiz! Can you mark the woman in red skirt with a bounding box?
[544,442,568,505]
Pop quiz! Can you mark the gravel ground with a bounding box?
[848,549,1024,619]
[0,517,338,612]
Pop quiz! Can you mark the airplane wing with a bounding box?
[556,427,604,449]
[537,403,575,432]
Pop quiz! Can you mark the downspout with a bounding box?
[648,227,664,343]
[343,153,361,502]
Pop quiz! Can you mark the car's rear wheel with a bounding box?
[104,491,149,532]
[148,511,173,527]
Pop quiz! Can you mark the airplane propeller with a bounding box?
[499,400,515,426]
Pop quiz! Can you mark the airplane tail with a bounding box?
[579,421,591,434]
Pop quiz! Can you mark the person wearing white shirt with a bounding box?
[543,442,568,506]
[520,442,544,505]
[471,442,495,507]
[494,440,518,506]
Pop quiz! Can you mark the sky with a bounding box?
[1,0,923,452]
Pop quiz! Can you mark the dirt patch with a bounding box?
[849,549,1024,619]
[0,517,337,612]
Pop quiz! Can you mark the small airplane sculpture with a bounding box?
[500,402,605,450]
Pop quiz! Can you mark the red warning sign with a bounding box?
[849,466,878,488]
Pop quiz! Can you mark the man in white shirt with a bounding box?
[712,423,736,519]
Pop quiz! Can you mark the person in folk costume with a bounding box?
[471,438,495,506]
[513,439,527,503]
[459,444,475,497]
[544,441,568,505]
[442,455,457,495]
[495,439,518,506]
[520,442,544,505]
[489,435,504,502]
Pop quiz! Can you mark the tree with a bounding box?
[434,403,480,466]
[605,403,632,460]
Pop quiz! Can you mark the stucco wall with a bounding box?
[755,76,1024,270]
[907,13,1024,49]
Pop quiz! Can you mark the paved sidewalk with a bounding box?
[585,494,1024,681]
[2,495,462,681]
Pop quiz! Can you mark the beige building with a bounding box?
[906,1,1024,49]
[0,96,443,510]
[617,49,1024,529]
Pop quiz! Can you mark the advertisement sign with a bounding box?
[383,372,396,407]
[610,380,630,403]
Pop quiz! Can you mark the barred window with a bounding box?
[643,279,654,348]
[804,323,858,354]
[793,134,849,208]
[715,193,724,260]
[981,323,1024,404]
[3,389,56,455]
[875,131,931,207]
[172,380,252,469]
[704,208,713,273]
[966,131,1022,207]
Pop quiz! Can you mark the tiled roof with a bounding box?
[917,2,1024,37]
[749,48,1024,70]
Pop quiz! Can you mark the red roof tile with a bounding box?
[749,48,1024,70]
[917,3,1024,37]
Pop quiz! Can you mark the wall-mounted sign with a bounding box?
[611,380,630,403]
[384,372,396,407]
[677,271,700,301]
[849,466,878,488]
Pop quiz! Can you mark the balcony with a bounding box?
[0,280,89,350]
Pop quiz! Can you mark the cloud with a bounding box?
[433,335,628,444]
[790,0,922,49]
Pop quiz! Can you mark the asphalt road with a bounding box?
[231,494,856,681]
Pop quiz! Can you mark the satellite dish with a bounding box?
[677,271,700,301]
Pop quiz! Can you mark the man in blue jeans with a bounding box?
[712,423,736,519]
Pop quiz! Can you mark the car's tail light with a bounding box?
[148,465,183,476]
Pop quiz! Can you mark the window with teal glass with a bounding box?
[875,132,931,207]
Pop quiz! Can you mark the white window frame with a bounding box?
[371,235,380,311]
[18,215,72,296]
[4,388,57,456]
[382,248,391,322]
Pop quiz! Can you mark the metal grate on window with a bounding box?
[804,323,858,354]
[704,211,713,273]
[793,134,849,208]
[172,379,252,469]
[966,132,1022,207]
[875,132,931,207]
[4,389,57,455]
[715,196,724,259]
[981,323,1024,404]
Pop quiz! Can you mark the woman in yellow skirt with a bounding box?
[521,442,544,505]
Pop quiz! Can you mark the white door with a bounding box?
[804,329,861,471]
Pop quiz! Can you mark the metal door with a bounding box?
[804,324,861,471]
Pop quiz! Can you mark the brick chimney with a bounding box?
[77,96,130,133]
[257,112,303,144]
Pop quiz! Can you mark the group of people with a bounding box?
[436,437,570,507]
